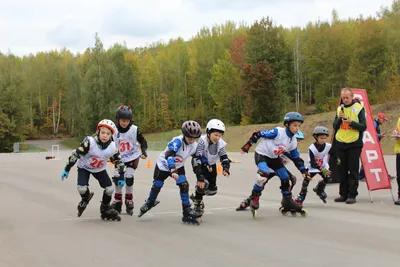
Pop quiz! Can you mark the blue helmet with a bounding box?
[283,112,304,126]
[295,130,304,140]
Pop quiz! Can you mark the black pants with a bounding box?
[203,164,217,190]
[298,172,330,196]
[337,146,362,198]
[194,164,217,201]
[77,168,112,188]
[397,154,400,196]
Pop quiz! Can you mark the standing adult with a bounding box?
[332,88,366,204]
[392,118,400,205]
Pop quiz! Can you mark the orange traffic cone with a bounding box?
[146,159,152,169]
[217,162,222,174]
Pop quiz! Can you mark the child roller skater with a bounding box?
[61,119,125,221]
[295,126,332,204]
[190,119,231,217]
[138,121,203,224]
[236,130,304,212]
[236,112,310,218]
[265,130,305,189]
[111,105,148,215]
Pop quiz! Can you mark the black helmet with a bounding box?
[181,121,202,138]
[116,105,132,121]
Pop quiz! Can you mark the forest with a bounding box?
[0,1,399,152]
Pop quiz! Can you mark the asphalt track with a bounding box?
[0,150,399,267]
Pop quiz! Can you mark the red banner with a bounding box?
[351,89,391,191]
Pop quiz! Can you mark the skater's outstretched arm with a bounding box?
[137,129,148,158]
[241,128,278,153]
[64,137,91,171]
[191,155,206,186]
[219,152,231,176]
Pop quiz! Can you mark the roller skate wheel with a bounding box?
[290,211,297,216]
[127,210,133,216]
[182,217,201,225]
[322,199,327,204]
[251,209,257,219]
[300,209,308,217]
[279,207,284,212]
[117,216,121,221]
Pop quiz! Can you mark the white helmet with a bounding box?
[206,119,225,134]
[97,119,117,135]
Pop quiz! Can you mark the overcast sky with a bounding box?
[0,0,394,56]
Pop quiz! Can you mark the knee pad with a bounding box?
[301,178,310,188]
[125,167,135,179]
[151,180,164,193]
[77,185,88,195]
[196,179,209,195]
[323,175,331,184]
[255,174,268,187]
[112,177,121,186]
[275,167,289,180]
[104,185,114,196]
[126,178,134,186]
[289,174,297,187]
[257,162,270,177]
[178,181,189,193]
[176,174,187,184]
[280,179,290,192]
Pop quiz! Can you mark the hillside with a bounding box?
[143,101,400,155]
[59,101,400,155]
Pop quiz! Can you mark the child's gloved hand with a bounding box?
[61,170,69,181]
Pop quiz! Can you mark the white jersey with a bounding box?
[305,143,331,173]
[198,135,227,165]
[255,127,297,159]
[157,135,198,172]
[113,125,141,163]
[77,136,117,173]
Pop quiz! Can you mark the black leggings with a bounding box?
[77,168,112,188]
[397,154,400,196]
